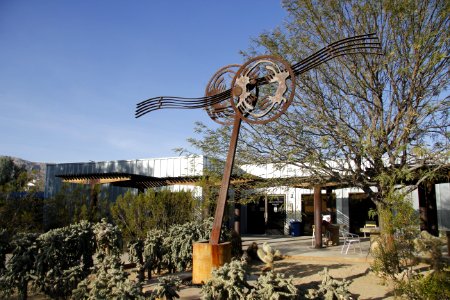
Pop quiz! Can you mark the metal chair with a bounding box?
[340,227,362,254]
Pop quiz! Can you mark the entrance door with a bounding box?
[349,193,377,234]
[246,195,287,234]
[266,195,286,234]
[246,199,265,234]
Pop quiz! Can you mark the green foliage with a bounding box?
[149,275,181,300]
[111,189,197,241]
[0,192,44,234]
[0,233,39,300]
[248,271,297,300]
[396,269,450,300]
[371,182,420,277]
[0,157,43,234]
[33,221,95,299]
[305,267,352,300]
[45,184,110,230]
[413,230,446,272]
[0,156,27,191]
[201,260,252,300]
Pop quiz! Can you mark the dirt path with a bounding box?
[276,257,395,299]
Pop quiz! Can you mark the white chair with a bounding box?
[341,228,362,254]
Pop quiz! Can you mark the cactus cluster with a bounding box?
[256,242,283,271]
[201,259,297,300]
[305,267,353,300]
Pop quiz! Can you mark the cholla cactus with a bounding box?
[143,229,165,278]
[34,221,95,299]
[248,271,298,299]
[0,228,10,272]
[0,233,39,300]
[149,275,181,300]
[306,267,353,300]
[93,219,122,259]
[72,254,144,300]
[257,242,283,271]
[72,220,145,299]
[201,259,252,300]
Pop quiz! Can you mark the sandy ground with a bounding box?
[18,258,394,300]
[139,257,396,299]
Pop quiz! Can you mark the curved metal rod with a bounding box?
[135,90,231,118]
[135,33,381,118]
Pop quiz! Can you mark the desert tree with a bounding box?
[189,0,449,232]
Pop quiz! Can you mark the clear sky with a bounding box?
[0,1,286,163]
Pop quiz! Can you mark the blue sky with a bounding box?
[0,1,286,163]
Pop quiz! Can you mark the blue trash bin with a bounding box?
[290,221,301,236]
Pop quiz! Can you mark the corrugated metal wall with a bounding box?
[45,156,207,201]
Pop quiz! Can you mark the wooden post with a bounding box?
[314,185,322,248]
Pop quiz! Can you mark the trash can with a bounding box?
[290,221,301,236]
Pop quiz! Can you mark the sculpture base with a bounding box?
[192,241,231,284]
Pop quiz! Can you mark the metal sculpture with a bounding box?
[135,33,381,245]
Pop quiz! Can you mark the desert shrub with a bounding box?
[396,269,450,300]
[111,189,198,242]
[371,190,420,278]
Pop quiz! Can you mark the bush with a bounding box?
[111,189,198,242]
[396,269,450,299]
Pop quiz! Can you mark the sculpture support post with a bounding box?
[210,115,242,245]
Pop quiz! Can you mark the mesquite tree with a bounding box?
[189,0,449,232]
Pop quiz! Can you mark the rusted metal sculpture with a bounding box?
[136,33,381,245]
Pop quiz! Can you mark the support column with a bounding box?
[314,186,322,248]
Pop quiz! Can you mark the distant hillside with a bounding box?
[1,156,47,190]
